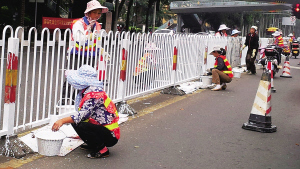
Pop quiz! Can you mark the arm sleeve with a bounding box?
[216,57,225,70]
[254,35,259,49]
[72,21,88,42]
[71,98,95,124]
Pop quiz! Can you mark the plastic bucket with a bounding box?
[233,71,241,78]
[200,76,212,86]
[35,129,66,156]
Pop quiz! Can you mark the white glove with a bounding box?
[241,45,246,50]
[251,49,256,58]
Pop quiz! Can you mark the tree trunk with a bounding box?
[112,0,120,32]
[145,0,154,32]
[20,0,25,26]
[56,0,61,17]
[118,0,126,18]
[125,0,134,31]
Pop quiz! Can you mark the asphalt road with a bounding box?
[5,58,300,169]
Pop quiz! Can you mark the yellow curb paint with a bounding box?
[0,154,43,168]
[128,89,205,121]
[126,91,161,104]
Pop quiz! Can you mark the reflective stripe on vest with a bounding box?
[214,55,233,78]
[277,36,284,46]
[78,91,120,139]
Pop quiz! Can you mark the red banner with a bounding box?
[42,17,79,30]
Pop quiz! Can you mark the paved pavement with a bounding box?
[1,58,300,169]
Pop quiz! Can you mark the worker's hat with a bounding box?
[288,33,294,37]
[251,26,258,31]
[218,24,230,31]
[272,31,281,37]
[84,0,108,14]
[231,29,241,36]
[209,46,222,55]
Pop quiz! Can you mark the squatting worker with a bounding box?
[62,0,108,104]
[52,65,120,158]
[208,46,233,91]
[241,26,259,75]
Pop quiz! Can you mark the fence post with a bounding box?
[161,37,184,95]
[171,39,178,85]
[3,38,19,136]
[116,38,136,115]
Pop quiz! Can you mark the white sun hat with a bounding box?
[84,0,108,14]
[231,29,241,36]
[209,46,222,55]
[288,33,294,37]
[272,31,281,37]
[251,26,258,31]
[218,24,230,31]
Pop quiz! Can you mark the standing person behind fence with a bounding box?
[52,65,120,158]
[207,46,233,91]
[241,26,259,75]
[215,24,230,37]
[231,29,241,37]
[62,0,108,104]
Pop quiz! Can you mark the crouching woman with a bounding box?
[52,65,120,158]
[209,47,233,91]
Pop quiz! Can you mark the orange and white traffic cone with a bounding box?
[242,72,277,133]
[280,56,292,78]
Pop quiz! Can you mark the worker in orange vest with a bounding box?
[62,0,108,104]
[52,65,119,158]
[272,31,284,64]
[207,46,233,91]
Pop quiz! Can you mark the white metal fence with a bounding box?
[0,26,243,137]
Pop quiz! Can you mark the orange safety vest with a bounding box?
[71,17,101,54]
[276,36,284,47]
[214,55,233,78]
[79,91,120,140]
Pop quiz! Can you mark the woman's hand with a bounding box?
[52,117,75,131]
[52,119,63,131]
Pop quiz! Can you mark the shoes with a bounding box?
[211,84,222,91]
[80,143,93,150]
[87,149,110,159]
[209,83,217,89]
[221,83,227,90]
[246,70,251,74]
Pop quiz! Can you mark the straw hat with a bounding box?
[231,29,241,36]
[218,24,230,31]
[272,31,281,37]
[84,0,108,14]
[288,33,294,37]
[209,46,222,55]
[66,65,103,90]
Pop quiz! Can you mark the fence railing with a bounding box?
[0,26,244,137]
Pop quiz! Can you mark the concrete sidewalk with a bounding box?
[2,58,300,169]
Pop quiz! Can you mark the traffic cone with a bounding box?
[280,56,292,78]
[242,72,277,133]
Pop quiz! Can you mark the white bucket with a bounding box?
[35,129,66,156]
[200,76,212,86]
[233,71,241,78]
